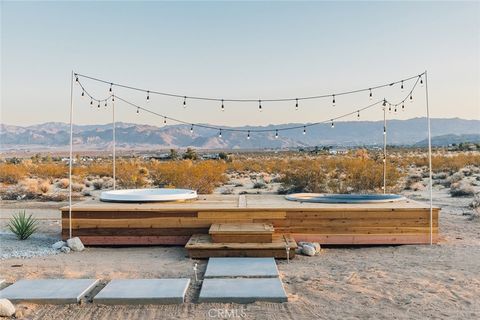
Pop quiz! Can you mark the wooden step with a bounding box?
[209,223,274,243]
[185,234,297,259]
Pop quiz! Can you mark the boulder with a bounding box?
[302,245,316,256]
[0,299,15,317]
[311,242,321,253]
[52,241,66,250]
[60,246,71,254]
[67,237,84,252]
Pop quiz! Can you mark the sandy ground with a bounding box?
[0,188,479,319]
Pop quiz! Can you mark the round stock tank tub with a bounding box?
[100,188,198,203]
[285,193,406,204]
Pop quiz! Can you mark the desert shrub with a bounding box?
[253,182,267,189]
[468,194,480,220]
[38,180,51,194]
[148,160,227,194]
[279,166,328,194]
[29,163,68,180]
[450,182,475,197]
[116,160,149,188]
[0,163,27,184]
[92,179,104,190]
[56,178,70,189]
[8,210,38,240]
[71,183,84,192]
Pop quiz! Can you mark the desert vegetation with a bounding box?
[0,149,479,201]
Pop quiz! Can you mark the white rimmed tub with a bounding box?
[285,193,406,204]
[100,188,198,203]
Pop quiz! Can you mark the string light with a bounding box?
[369,88,372,100]
[295,98,298,111]
[104,101,107,107]
[164,116,167,124]
[218,129,222,138]
[332,94,336,107]
[112,96,115,102]
[383,99,387,107]
[75,76,79,82]
[247,130,250,140]
[410,94,413,103]
[136,107,140,114]
[90,99,93,106]
[420,76,424,87]
[303,126,306,135]
[402,103,405,111]
[388,105,392,112]
[357,110,360,119]
[258,100,262,112]
[383,126,386,135]
[401,80,404,91]
[331,120,334,128]
[183,96,187,108]
[109,83,113,92]
[97,102,100,109]
[190,124,194,133]
[81,90,85,97]
[146,91,150,102]
[275,130,279,139]
[221,99,224,112]
[394,105,397,112]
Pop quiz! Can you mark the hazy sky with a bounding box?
[1,1,479,127]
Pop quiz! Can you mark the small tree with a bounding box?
[183,148,198,160]
[169,149,180,160]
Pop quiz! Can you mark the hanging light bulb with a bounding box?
[410,94,413,103]
[388,105,391,112]
[111,96,115,102]
[218,129,222,138]
[331,120,334,128]
[401,80,404,91]
[258,100,262,112]
[357,110,360,119]
[402,103,405,111]
[164,117,167,124]
[221,99,224,112]
[394,106,397,112]
[303,126,306,135]
[90,99,93,106]
[190,124,194,133]
[109,83,113,92]
[104,101,107,107]
[183,96,187,108]
[383,126,386,135]
[247,130,250,140]
[332,94,336,107]
[81,90,85,97]
[369,88,372,100]
[295,98,299,111]
[146,91,150,102]
[275,130,279,139]
[75,76,79,82]
[97,102,100,109]
[383,99,387,107]
[420,76,424,87]
[136,107,140,114]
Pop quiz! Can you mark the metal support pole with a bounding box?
[68,71,74,239]
[383,106,387,194]
[112,95,116,190]
[425,71,433,245]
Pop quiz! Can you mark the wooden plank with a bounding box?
[61,211,197,219]
[274,227,438,234]
[71,235,191,245]
[62,228,209,237]
[292,233,439,245]
[198,211,286,219]
[63,218,252,229]
[209,223,274,235]
[185,234,296,250]
[285,210,439,220]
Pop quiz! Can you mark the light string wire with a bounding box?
[75,72,425,103]
[75,74,420,134]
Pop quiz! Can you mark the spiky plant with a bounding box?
[8,210,38,240]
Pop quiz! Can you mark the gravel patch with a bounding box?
[0,232,60,260]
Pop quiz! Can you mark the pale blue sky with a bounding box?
[1,1,479,127]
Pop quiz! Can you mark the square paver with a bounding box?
[199,278,288,303]
[204,257,279,278]
[0,279,99,304]
[93,279,190,304]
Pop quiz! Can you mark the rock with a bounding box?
[67,237,84,252]
[311,242,321,253]
[409,182,426,191]
[14,308,24,318]
[302,245,316,256]
[52,241,66,250]
[295,248,303,254]
[60,246,71,253]
[0,299,15,317]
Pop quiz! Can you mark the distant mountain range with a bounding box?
[1,118,479,151]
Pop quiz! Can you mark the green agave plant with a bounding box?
[8,210,38,240]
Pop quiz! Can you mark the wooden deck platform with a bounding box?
[60,194,440,245]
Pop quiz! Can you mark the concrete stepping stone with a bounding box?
[93,279,190,304]
[199,278,288,303]
[0,279,99,304]
[204,257,279,278]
